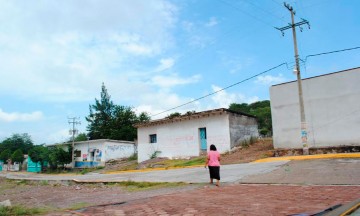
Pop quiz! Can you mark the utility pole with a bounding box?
[68,117,81,168]
[276,3,310,155]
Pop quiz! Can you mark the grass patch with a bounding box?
[128,153,138,161]
[106,181,187,192]
[79,166,104,175]
[151,157,206,169]
[68,202,91,210]
[0,205,46,216]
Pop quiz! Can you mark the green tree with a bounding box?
[0,149,12,162]
[166,112,182,119]
[86,83,152,141]
[11,149,24,163]
[86,83,115,140]
[0,133,33,154]
[74,133,88,142]
[229,100,272,136]
[48,145,72,169]
[28,145,49,168]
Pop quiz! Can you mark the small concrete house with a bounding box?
[50,139,135,168]
[270,67,360,149]
[135,108,259,163]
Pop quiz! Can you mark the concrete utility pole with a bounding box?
[276,3,310,155]
[68,117,81,168]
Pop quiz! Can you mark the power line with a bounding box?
[151,62,287,117]
[217,0,275,28]
[303,46,360,62]
[242,0,288,23]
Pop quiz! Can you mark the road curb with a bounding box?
[253,153,360,163]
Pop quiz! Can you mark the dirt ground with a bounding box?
[99,138,274,172]
[0,139,274,214]
[0,177,201,213]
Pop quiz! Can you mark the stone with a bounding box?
[0,199,11,207]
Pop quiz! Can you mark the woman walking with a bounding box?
[205,144,221,186]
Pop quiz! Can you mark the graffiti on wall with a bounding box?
[106,145,132,152]
[95,149,102,161]
[82,154,88,161]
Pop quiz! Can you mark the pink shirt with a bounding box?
[207,151,220,167]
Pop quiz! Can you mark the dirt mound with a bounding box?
[221,138,274,164]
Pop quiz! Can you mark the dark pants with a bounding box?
[208,166,220,180]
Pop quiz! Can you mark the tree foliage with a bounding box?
[86,83,151,141]
[229,100,272,136]
[74,133,88,142]
[0,133,33,154]
[11,149,24,163]
[166,112,182,119]
[0,149,12,162]
[28,145,49,167]
[48,145,72,169]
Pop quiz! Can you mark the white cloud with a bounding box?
[255,74,287,85]
[155,58,175,72]
[151,74,201,88]
[210,85,259,108]
[205,17,218,27]
[0,0,178,102]
[0,109,43,122]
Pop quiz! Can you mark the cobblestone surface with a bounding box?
[49,184,360,216]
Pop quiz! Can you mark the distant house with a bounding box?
[270,67,360,149]
[135,108,259,163]
[49,139,135,168]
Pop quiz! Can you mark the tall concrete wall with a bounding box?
[229,113,259,148]
[270,67,360,149]
[137,114,230,162]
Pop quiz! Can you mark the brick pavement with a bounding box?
[54,184,360,216]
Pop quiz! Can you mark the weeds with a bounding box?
[0,205,46,216]
[240,136,258,148]
[68,202,91,210]
[105,181,187,192]
[150,150,161,159]
[128,153,138,161]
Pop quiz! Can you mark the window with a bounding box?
[149,134,157,143]
[74,150,81,157]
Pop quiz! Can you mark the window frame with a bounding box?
[149,134,157,143]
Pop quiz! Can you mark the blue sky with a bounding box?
[0,0,359,144]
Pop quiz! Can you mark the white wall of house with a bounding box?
[137,114,230,163]
[270,67,360,149]
[54,139,135,167]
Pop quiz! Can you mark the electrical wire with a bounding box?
[242,0,288,23]
[217,0,275,28]
[303,46,360,62]
[150,63,287,117]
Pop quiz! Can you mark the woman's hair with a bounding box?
[210,144,217,151]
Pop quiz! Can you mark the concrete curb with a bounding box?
[253,153,360,163]
[104,165,203,174]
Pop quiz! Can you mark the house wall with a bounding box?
[104,141,135,161]
[270,68,360,149]
[228,113,259,148]
[137,114,230,162]
[57,140,135,168]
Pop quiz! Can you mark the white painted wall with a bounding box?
[55,139,135,164]
[104,141,135,160]
[270,68,360,149]
[137,114,230,162]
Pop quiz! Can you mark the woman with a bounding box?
[205,144,221,186]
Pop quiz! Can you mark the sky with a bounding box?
[0,0,359,145]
